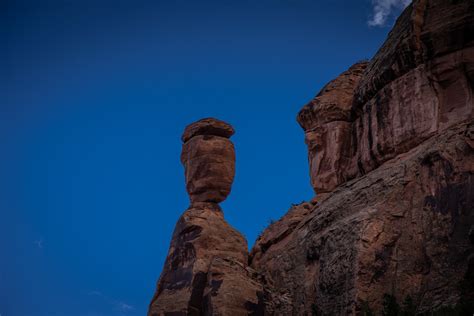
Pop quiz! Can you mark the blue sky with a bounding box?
[1,0,409,315]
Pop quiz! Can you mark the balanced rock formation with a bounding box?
[149,119,263,316]
[150,0,474,314]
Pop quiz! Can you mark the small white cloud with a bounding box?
[88,290,103,296]
[368,0,412,27]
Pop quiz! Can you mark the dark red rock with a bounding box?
[149,119,262,315]
[252,0,474,313]
[297,62,368,193]
[355,0,474,107]
[150,0,474,314]
[181,118,235,143]
[297,0,474,194]
[181,118,236,204]
[250,122,474,314]
[148,203,262,315]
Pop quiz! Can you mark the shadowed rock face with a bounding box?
[181,118,236,204]
[250,123,474,314]
[297,62,368,193]
[298,0,474,194]
[251,0,474,314]
[148,119,263,316]
[150,0,474,314]
[148,203,263,316]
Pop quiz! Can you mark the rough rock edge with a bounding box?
[182,117,235,143]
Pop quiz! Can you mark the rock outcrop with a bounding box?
[252,0,474,313]
[250,122,474,314]
[181,118,236,204]
[297,62,368,193]
[297,0,474,194]
[148,119,263,316]
[149,0,474,314]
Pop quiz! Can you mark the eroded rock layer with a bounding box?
[297,0,474,194]
[149,203,263,315]
[149,119,262,315]
[297,62,368,193]
[253,0,474,314]
[150,0,474,314]
[181,118,236,204]
[250,122,474,314]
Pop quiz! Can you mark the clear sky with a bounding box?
[1,0,408,315]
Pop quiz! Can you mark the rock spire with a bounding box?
[148,118,263,316]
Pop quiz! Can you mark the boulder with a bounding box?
[181,118,236,204]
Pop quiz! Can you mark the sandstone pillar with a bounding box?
[148,118,263,316]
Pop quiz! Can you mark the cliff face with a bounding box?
[297,62,368,193]
[297,0,474,194]
[149,0,474,314]
[251,0,474,313]
[250,124,474,314]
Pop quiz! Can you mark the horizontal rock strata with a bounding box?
[149,0,474,314]
[250,122,474,314]
[149,119,262,316]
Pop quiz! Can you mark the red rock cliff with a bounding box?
[150,0,474,314]
[297,0,474,194]
[252,0,474,313]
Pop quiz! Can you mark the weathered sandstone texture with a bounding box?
[181,118,236,204]
[297,0,474,194]
[250,122,474,314]
[150,0,474,314]
[149,119,263,315]
[297,62,368,193]
[252,0,474,313]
